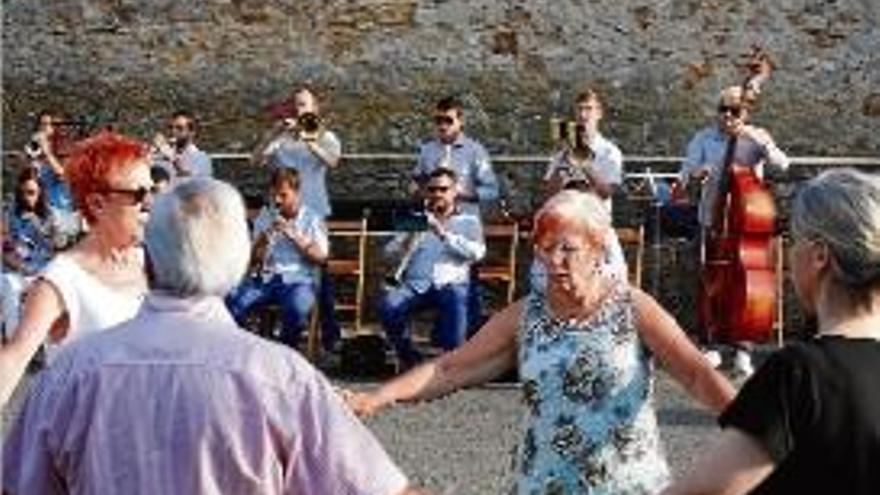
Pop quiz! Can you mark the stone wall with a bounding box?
[4,0,879,158]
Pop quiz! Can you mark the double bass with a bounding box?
[700,47,778,344]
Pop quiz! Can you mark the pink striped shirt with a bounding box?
[3,294,408,495]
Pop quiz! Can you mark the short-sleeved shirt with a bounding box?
[680,125,789,227]
[719,336,880,494]
[544,132,623,213]
[253,205,328,285]
[2,294,409,495]
[264,131,342,219]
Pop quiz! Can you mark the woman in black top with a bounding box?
[663,167,880,495]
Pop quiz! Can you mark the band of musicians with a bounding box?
[3,52,880,495]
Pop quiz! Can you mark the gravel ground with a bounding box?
[356,371,720,494]
[3,370,726,494]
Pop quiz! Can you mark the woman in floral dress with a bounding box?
[348,190,735,494]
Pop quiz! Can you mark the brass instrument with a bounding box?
[296,112,323,141]
[549,118,595,191]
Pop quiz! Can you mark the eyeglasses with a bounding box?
[535,240,590,261]
[434,115,455,126]
[102,186,153,204]
[718,105,744,117]
[169,124,189,132]
[427,185,452,193]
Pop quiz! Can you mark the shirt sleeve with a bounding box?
[718,347,816,463]
[305,214,329,258]
[285,370,409,495]
[680,132,705,182]
[443,215,486,262]
[2,370,68,495]
[472,143,500,202]
[411,143,429,180]
[600,143,624,186]
[319,131,343,158]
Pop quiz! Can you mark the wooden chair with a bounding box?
[614,226,645,289]
[306,218,369,360]
[477,222,521,306]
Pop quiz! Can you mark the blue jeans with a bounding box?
[226,275,316,348]
[379,282,470,367]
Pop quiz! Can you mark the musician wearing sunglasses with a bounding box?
[379,168,485,370]
[0,132,153,407]
[151,110,213,181]
[680,86,789,230]
[679,86,790,376]
[411,95,499,217]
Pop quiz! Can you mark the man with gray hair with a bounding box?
[2,178,419,495]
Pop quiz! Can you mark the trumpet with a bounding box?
[295,112,323,141]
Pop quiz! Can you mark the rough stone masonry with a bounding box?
[4,0,878,156]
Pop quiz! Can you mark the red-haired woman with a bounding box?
[0,131,154,407]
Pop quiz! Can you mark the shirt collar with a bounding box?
[142,292,236,325]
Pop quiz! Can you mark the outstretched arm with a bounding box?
[632,288,735,414]
[660,428,774,495]
[347,299,523,416]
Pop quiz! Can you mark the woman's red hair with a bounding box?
[64,131,147,222]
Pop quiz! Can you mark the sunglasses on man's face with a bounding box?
[718,105,744,118]
[434,115,455,126]
[427,184,452,193]
[102,186,154,205]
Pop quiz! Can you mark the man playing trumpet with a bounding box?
[379,168,486,370]
[544,88,623,213]
[252,87,341,220]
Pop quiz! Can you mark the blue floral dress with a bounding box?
[515,283,669,494]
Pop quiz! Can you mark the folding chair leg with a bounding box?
[306,307,321,362]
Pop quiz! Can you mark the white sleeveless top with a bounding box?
[40,253,146,362]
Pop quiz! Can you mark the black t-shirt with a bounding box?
[719,336,880,494]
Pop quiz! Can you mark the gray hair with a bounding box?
[533,190,612,248]
[145,178,251,297]
[792,168,880,303]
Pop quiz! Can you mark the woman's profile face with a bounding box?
[94,159,153,247]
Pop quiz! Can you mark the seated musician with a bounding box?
[379,168,486,369]
[226,168,328,350]
[680,85,789,376]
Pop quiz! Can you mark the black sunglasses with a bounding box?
[434,115,455,126]
[427,185,452,193]
[102,186,153,204]
[718,105,744,117]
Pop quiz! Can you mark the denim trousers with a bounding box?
[227,275,316,348]
[379,282,470,366]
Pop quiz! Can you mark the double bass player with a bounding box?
[680,84,789,376]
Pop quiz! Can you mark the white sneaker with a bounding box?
[733,350,755,377]
[703,349,722,369]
